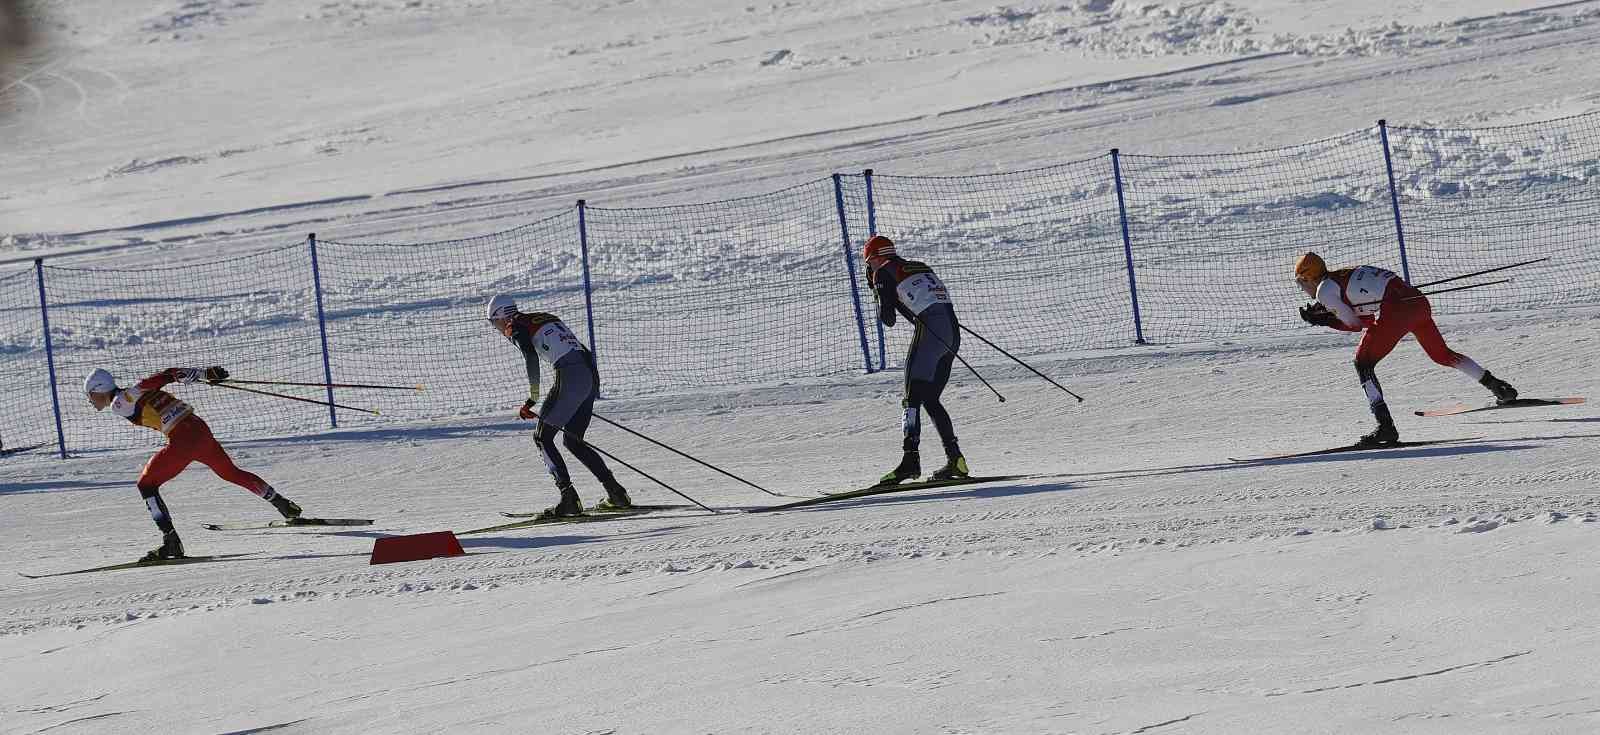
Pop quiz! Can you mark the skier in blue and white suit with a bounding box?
[487,294,631,519]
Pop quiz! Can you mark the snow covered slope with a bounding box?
[3,1,1599,733]
[3,311,1598,733]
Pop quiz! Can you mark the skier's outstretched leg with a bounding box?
[561,400,632,509]
[915,312,966,480]
[1410,307,1518,403]
[919,347,968,479]
[179,417,301,519]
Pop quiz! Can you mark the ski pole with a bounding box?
[561,431,720,514]
[1350,279,1511,308]
[1412,258,1547,290]
[958,324,1084,402]
[591,412,796,498]
[902,311,1006,403]
[208,381,380,415]
[219,379,424,391]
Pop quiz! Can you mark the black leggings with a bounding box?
[536,406,616,489]
[903,338,959,456]
[535,356,617,490]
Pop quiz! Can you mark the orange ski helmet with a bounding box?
[1294,251,1327,284]
[862,235,896,264]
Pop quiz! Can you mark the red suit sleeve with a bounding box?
[135,369,180,390]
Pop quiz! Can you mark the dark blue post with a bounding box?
[1378,119,1412,282]
[577,199,599,360]
[307,234,338,428]
[1110,150,1147,345]
[833,174,875,373]
[864,168,879,235]
[864,168,886,371]
[34,259,67,459]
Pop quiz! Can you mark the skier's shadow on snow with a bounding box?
[1045,439,1554,481]
[757,480,1079,513]
[459,534,607,551]
[1229,442,1540,468]
[0,478,127,495]
[237,421,537,448]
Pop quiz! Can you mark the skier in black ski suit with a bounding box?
[864,235,970,485]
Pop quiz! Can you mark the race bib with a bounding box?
[533,321,583,364]
[113,388,192,434]
[1344,266,1396,316]
[896,272,952,315]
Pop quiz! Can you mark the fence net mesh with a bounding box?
[584,180,867,395]
[318,210,583,426]
[840,158,1132,372]
[6,112,1598,456]
[1387,114,1600,313]
[1116,131,1402,344]
[0,267,58,457]
[37,244,324,453]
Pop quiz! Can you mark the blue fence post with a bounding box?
[833,174,875,373]
[863,168,886,371]
[1109,149,1147,345]
[34,258,67,459]
[1377,119,1412,282]
[307,233,338,429]
[577,199,599,361]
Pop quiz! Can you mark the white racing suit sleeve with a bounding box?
[1316,279,1363,330]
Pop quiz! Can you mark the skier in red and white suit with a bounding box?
[84,366,304,561]
[1294,252,1518,446]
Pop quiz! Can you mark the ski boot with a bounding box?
[535,483,585,521]
[1480,372,1518,404]
[140,531,186,562]
[878,450,920,486]
[1355,421,1400,448]
[268,492,302,520]
[930,455,970,481]
[595,480,634,511]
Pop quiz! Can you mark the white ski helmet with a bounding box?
[486,293,518,323]
[84,368,116,397]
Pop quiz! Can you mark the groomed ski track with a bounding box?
[4,310,1598,733]
[5,0,1600,731]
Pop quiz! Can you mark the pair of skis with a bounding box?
[1230,397,1584,462]
[19,517,376,578]
[460,504,691,535]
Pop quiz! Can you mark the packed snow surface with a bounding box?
[3,1,1600,733]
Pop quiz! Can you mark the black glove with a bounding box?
[202,366,229,382]
[1299,302,1339,328]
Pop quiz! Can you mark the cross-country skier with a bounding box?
[1294,252,1518,446]
[864,235,970,484]
[487,294,631,519]
[85,367,303,561]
